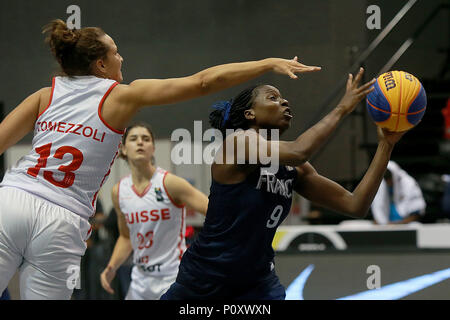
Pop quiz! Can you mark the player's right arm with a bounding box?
[100,183,133,295]
[0,88,50,155]
[293,128,405,218]
[103,57,321,129]
[229,68,376,167]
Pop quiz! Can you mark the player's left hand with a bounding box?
[377,127,406,146]
[100,265,116,294]
[270,56,321,79]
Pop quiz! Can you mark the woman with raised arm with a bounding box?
[0,19,320,299]
[161,68,405,300]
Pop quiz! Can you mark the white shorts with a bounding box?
[0,187,91,300]
[125,266,177,300]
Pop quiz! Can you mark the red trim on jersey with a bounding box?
[162,172,185,209]
[37,77,56,119]
[115,174,131,212]
[116,175,130,212]
[117,179,121,208]
[91,143,121,210]
[97,82,124,134]
[131,182,152,198]
[86,226,93,241]
[177,207,185,260]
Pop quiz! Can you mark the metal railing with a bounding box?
[379,2,450,74]
[304,0,419,129]
[305,0,449,172]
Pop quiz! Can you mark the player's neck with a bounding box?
[248,126,279,140]
[130,161,156,186]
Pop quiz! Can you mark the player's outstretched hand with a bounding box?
[100,265,116,294]
[337,67,376,116]
[270,56,321,79]
[377,127,406,147]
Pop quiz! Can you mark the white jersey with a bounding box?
[118,168,186,277]
[1,76,123,220]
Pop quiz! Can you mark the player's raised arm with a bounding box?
[293,128,405,218]
[122,57,320,108]
[104,57,321,128]
[0,88,49,156]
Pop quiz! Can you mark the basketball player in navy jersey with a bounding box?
[161,68,405,300]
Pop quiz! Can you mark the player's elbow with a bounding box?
[342,195,370,219]
[296,151,310,165]
[291,142,317,165]
[196,73,225,95]
[289,148,310,165]
[355,209,369,219]
[347,206,369,219]
[197,75,213,95]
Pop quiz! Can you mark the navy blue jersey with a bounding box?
[179,165,297,285]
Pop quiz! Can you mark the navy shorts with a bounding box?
[160,267,285,300]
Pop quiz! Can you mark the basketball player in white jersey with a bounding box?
[0,19,320,299]
[100,123,207,299]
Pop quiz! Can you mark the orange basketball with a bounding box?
[366,71,427,132]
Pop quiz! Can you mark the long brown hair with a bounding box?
[42,19,109,76]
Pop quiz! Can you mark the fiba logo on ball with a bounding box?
[366,71,427,132]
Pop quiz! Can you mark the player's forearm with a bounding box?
[348,141,394,217]
[195,59,273,94]
[289,106,347,164]
[107,235,133,271]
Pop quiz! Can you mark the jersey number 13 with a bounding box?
[27,143,84,188]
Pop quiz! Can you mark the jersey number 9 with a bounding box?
[266,205,283,228]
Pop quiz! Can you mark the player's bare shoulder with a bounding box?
[36,87,53,115]
[100,83,137,131]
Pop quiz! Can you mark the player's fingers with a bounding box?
[357,86,375,99]
[286,69,298,79]
[346,73,353,90]
[292,56,298,62]
[365,86,375,94]
[100,274,114,294]
[106,286,114,294]
[294,63,321,71]
[103,280,115,294]
[356,78,376,93]
[353,67,365,87]
[301,66,321,72]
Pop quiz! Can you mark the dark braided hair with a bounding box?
[209,84,262,137]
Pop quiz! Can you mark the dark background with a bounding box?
[1,0,448,181]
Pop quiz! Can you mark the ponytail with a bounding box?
[42,19,108,76]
